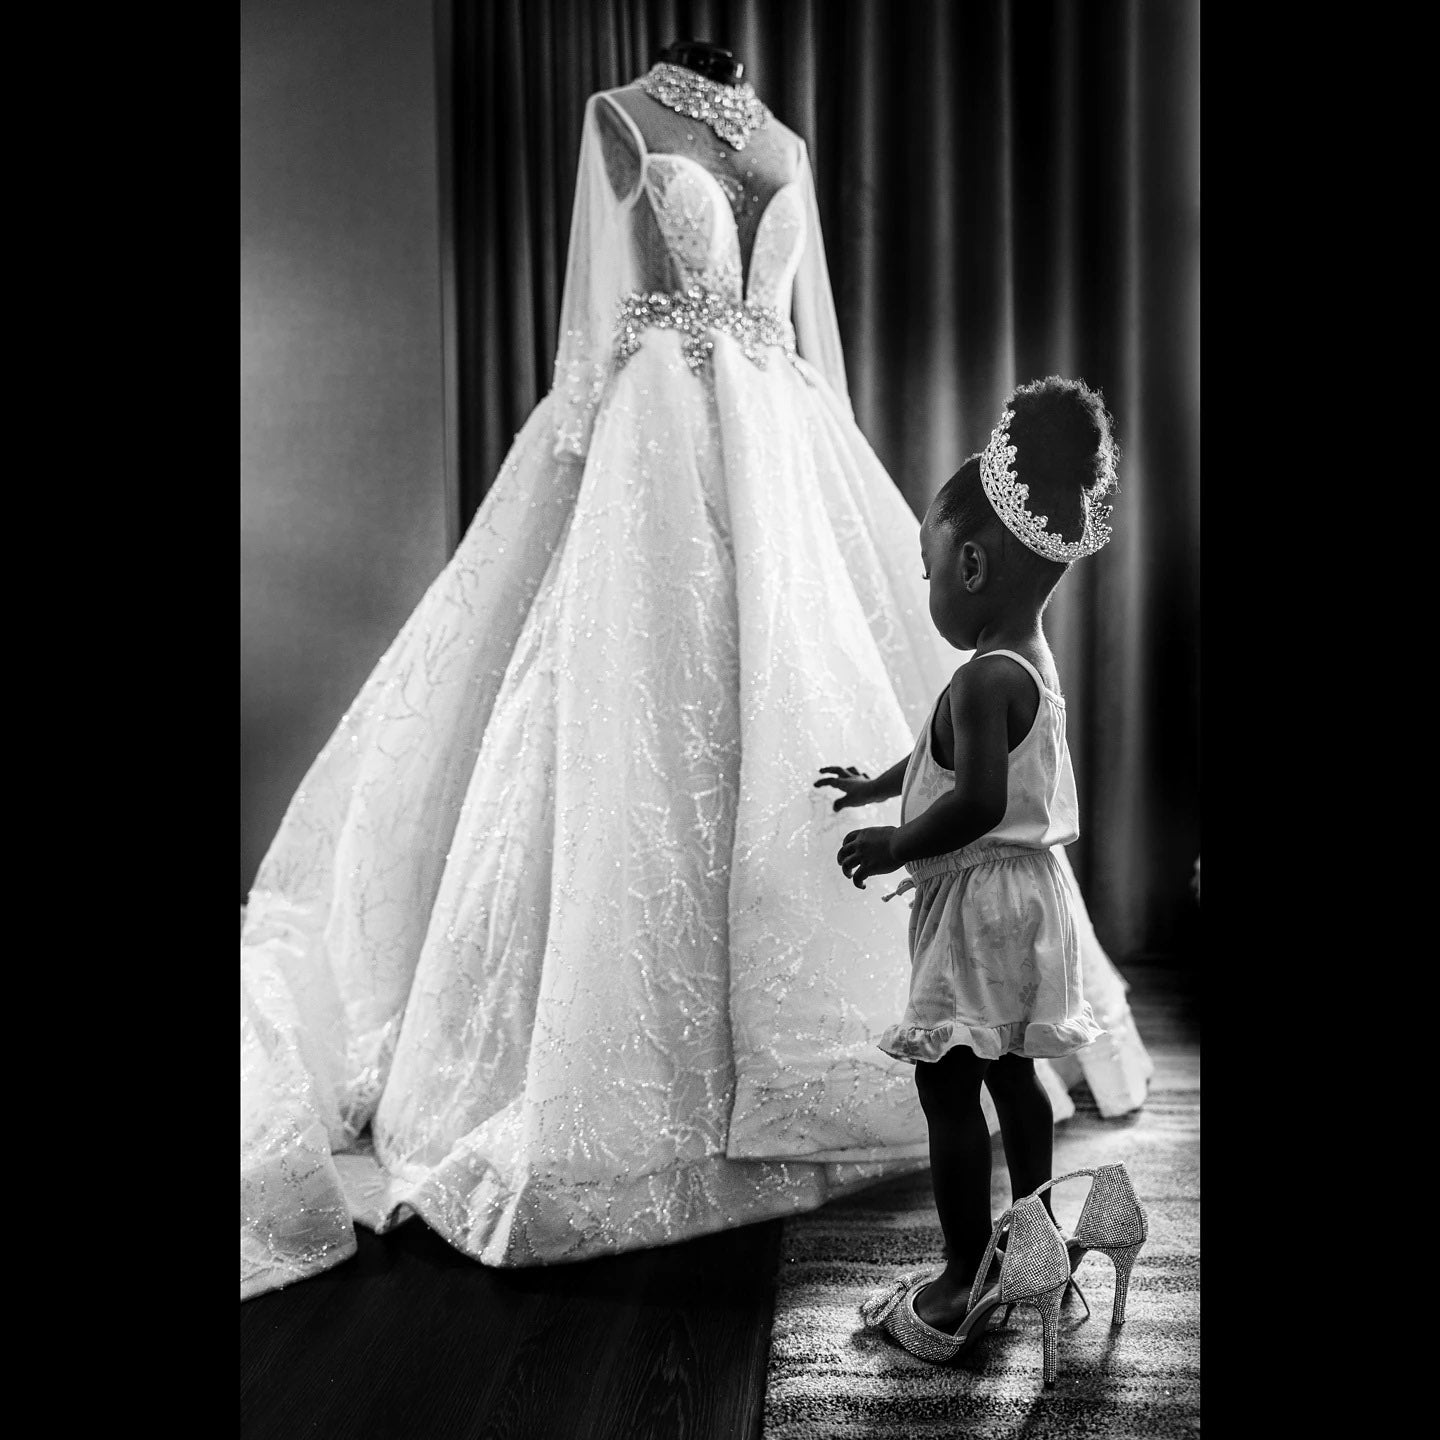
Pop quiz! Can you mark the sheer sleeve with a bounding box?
[551,93,643,460]
[791,142,853,419]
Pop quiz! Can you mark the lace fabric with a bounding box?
[241,78,1153,1300]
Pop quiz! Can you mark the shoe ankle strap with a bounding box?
[1028,1165,1104,1198]
[967,1209,1014,1313]
[1026,1163,1146,1246]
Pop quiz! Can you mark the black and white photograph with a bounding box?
[241,2,1199,1435]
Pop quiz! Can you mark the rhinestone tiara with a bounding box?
[979,407,1114,563]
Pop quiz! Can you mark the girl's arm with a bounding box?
[890,664,1009,862]
[814,754,910,809]
[837,665,1011,888]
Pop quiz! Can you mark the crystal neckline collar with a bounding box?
[638,62,771,150]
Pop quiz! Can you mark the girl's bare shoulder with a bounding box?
[948,654,1032,705]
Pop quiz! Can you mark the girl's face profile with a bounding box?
[919,506,977,650]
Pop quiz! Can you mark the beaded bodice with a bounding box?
[550,82,854,456]
[640,152,805,311]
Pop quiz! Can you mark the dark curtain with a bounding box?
[442,0,1199,965]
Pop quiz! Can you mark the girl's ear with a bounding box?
[960,540,987,591]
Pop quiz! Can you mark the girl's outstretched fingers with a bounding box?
[815,765,871,812]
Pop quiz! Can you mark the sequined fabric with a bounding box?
[971,1195,1071,1310]
[615,288,797,375]
[860,1197,1070,1370]
[638,62,770,150]
[874,1280,968,1362]
[1039,1164,1149,1250]
[240,84,1154,1300]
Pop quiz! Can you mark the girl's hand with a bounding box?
[814,765,876,811]
[837,827,902,888]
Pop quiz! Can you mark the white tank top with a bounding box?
[899,649,1080,875]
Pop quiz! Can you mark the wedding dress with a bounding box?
[240,67,1153,1301]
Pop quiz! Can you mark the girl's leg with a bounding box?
[983,1053,1055,1218]
[913,1044,994,1331]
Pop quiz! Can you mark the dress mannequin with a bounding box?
[655,39,744,85]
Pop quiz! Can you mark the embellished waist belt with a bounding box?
[615,286,797,375]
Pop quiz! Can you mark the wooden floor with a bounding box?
[240,963,1198,1440]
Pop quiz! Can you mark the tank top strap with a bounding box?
[970,648,1063,704]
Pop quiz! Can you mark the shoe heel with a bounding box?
[1032,1282,1065,1387]
[1107,1241,1144,1327]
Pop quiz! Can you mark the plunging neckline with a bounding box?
[641,150,800,301]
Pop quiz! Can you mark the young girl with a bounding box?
[816,376,1119,1366]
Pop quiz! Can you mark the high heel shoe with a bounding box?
[858,1192,1073,1386]
[1031,1163,1148,1327]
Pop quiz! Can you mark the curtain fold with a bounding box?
[445,0,1199,962]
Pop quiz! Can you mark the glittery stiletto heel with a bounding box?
[1028,1163,1148,1328]
[1101,1241,1144,1327]
[858,1192,1073,1387]
[1032,1277,1064,1387]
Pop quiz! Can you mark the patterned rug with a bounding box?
[762,1050,1199,1439]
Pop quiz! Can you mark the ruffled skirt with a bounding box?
[879,845,1106,1064]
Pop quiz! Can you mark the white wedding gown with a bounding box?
[240,80,1153,1301]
